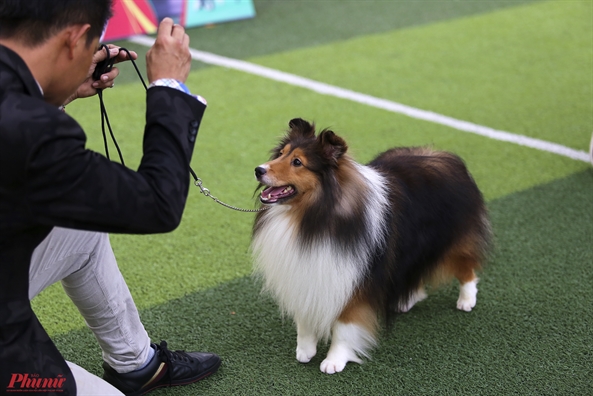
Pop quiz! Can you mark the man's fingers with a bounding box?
[171,23,186,42]
[94,44,138,65]
[103,67,119,81]
[92,46,109,63]
[181,33,190,49]
[108,48,120,59]
[92,67,119,89]
[157,17,175,40]
[156,18,186,44]
[114,49,138,63]
[147,18,192,83]
[92,46,118,67]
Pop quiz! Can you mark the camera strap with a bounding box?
[93,44,266,213]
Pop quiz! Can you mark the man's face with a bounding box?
[68,35,100,99]
[47,32,99,106]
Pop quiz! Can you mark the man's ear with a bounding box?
[318,130,348,163]
[64,24,92,58]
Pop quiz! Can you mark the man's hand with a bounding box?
[64,45,138,106]
[146,18,191,84]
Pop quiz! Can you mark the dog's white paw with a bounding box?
[295,326,318,363]
[320,358,347,374]
[456,280,478,312]
[319,341,362,374]
[296,344,317,363]
[456,295,476,311]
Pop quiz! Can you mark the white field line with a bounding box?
[129,35,590,163]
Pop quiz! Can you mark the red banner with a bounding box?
[102,0,158,42]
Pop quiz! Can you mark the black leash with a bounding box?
[93,44,126,165]
[92,45,266,213]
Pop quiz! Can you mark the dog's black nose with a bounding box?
[255,166,267,178]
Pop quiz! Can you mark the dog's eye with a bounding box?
[292,158,302,167]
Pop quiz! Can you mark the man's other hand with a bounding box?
[146,18,191,84]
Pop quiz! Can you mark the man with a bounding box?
[0,0,220,395]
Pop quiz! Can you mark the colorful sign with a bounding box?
[183,0,256,28]
[102,0,256,42]
[102,0,158,41]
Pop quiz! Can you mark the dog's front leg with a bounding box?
[320,321,364,374]
[295,320,318,363]
[320,298,378,374]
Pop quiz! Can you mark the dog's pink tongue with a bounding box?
[262,186,286,198]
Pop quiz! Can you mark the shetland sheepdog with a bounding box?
[251,118,491,374]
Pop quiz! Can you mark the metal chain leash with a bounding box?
[193,177,268,213]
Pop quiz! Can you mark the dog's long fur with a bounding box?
[252,118,491,374]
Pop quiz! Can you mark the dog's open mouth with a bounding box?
[260,185,297,204]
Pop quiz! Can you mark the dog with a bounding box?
[251,118,491,374]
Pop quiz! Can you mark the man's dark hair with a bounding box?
[0,0,113,46]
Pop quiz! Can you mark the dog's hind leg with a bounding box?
[449,252,481,312]
[295,320,318,363]
[457,276,479,312]
[441,234,485,312]
[320,296,378,374]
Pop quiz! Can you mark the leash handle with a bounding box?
[92,44,116,81]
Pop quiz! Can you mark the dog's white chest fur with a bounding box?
[252,164,388,339]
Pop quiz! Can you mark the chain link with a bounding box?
[194,178,268,213]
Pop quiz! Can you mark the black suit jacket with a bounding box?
[0,44,206,395]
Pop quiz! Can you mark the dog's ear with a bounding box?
[318,130,348,162]
[288,118,315,138]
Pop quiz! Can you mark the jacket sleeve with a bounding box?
[23,87,205,234]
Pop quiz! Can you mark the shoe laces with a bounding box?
[158,340,196,365]
[158,340,196,387]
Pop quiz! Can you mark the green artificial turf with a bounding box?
[253,0,592,150]
[28,0,592,394]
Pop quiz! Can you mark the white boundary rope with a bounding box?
[129,35,590,163]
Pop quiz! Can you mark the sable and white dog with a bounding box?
[252,119,491,374]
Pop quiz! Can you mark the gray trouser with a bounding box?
[29,227,153,394]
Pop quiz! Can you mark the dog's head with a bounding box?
[255,118,348,205]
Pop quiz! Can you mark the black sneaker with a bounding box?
[102,341,221,396]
